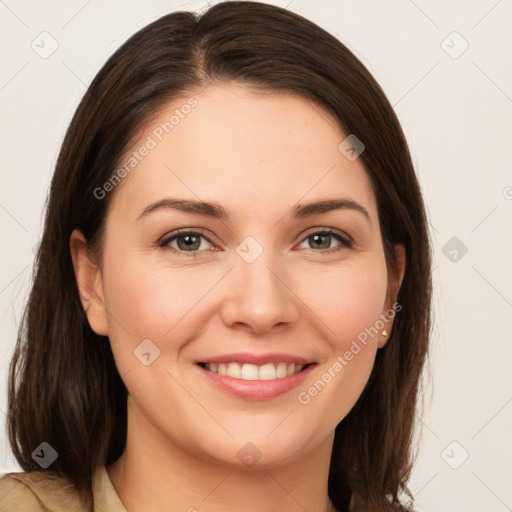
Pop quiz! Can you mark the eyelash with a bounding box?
[158,227,352,257]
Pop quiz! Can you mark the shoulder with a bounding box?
[0,470,87,512]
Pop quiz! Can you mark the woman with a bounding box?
[0,1,431,511]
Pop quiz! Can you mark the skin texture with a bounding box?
[70,83,405,512]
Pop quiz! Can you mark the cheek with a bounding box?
[298,257,389,346]
[99,247,211,369]
[292,259,388,414]
[335,275,387,345]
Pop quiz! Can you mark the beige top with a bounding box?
[0,465,357,511]
[0,465,126,511]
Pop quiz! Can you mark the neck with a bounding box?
[107,397,339,512]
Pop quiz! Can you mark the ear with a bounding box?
[378,244,406,348]
[69,229,109,336]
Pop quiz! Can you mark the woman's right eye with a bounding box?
[159,230,215,256]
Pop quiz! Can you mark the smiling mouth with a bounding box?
[197,362,314,381]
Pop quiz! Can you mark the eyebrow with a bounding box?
[136,197,371,223]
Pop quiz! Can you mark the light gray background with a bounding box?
[1,1,511,511]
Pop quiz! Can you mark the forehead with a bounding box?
[108,83,377,223]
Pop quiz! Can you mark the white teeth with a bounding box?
[204,362,307,380]
[226,362,242,378]
[258,363,276,380]
[241,364,259,380]
[276,362,288,378]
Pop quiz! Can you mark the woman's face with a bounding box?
[75,83,403,469]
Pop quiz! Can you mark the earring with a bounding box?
[382,330,389,337]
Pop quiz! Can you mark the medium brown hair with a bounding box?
[7,2,431,510]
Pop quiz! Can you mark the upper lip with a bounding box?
[196,352,314,366]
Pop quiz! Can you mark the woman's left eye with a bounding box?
[159,228,351,256]
[296,229,351,252]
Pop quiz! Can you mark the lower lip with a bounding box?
[196,363,316,401]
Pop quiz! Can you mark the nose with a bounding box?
[220,249,300,335]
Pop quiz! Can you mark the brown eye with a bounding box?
[160,230,214,255]
[308,233,332,250]
[175,234,202,251]
[297,229,351,252]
